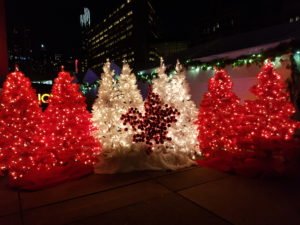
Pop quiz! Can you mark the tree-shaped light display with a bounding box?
[152,59,199,159]
[0,68,46,179]
[43,68,101,167]
[197,68,243,157]
[242,61,299,145]
[114,60,144,150]
[92,59,143,156]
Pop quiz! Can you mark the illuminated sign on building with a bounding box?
[80,8,91,27]
[38,93,51,104]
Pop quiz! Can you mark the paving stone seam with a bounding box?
[18,192,25,225]
[19,178,161,212]
[22,184,172,225]
[174,176,230,192]
[20,170,192,212]
[151,170,230,193]
[178,193,236,225]
[65,201,147,225]
[153,179,235,225]
[146,166,198,179]
[66,191,197,225]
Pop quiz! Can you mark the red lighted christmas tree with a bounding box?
[43,68,101,167]
[198,69,242,157]
[242,61,299,146]
[4,68,101,190]
[121,88,179,149]
[0,68,47,179]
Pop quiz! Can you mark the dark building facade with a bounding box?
[7,26,34,74]
[7,25,76,80]
[152,41,188,59]
[0,0,8,79]
[190,0,300,45]
[81,0,159,72]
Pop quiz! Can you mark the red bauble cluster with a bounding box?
[121,89,179,146]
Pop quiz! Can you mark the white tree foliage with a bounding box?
[92,60,144,167]
[152,58,200,159]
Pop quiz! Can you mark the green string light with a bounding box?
[135,42,300,82]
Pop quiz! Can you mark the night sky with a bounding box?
[6,0,84,56]
[6,0,199,56]
[5,0,285,57]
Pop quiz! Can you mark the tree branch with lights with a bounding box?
[152,58,200,159]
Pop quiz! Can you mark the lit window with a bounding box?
[127,25,133,30]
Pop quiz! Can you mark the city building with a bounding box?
[0,0,8,79]
[7,25,76,80]
[80,0,160,72]
[189,0,300,45]
[152,41,188,59]
[7,26,34,73]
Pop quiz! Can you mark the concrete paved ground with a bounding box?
[1,166,300,225]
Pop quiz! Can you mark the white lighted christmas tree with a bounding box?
[152,58,200,159]
[116,60,144,150]
[152,57,169,96]
[92,59,144,158]
[92,59,120,155]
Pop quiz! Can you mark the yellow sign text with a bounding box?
[38,93,52,104]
